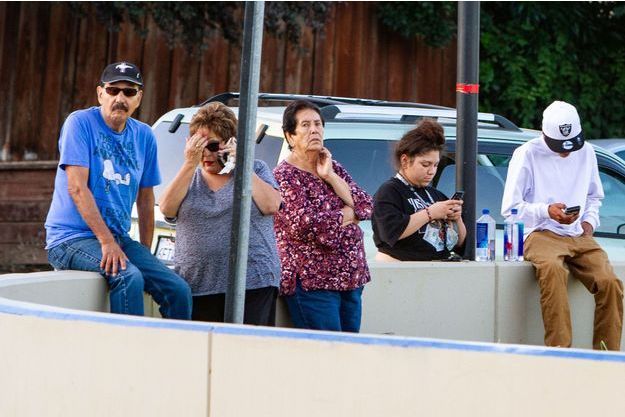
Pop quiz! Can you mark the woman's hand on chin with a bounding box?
[316,148,334,179]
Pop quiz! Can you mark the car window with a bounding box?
[324,138,396,196]
[153,122,190,201]
[255,134,283,169]
[484,154,512,167]
[616,150,625,161]
[597,169,625,235]
[435,156,509,223]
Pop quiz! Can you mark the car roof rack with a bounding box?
[322,105,521,131]
[199,92,453,111]
[198,92,519,131]
[199,92,346,107]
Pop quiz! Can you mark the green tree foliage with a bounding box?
[377,1,625,138]
[67,2,332,54]
[377,1,456,47]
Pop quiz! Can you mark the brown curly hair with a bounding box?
[394,118,445,169]
[189,102,237,141]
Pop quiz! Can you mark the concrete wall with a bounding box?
[0,270,160,316]
[495,262,597,346]
[3,262,625,350]
[361,262,496,341]
[0,309,210,416]
[2,295,625,416]
[207,328,625,417]
[359,261,625,350]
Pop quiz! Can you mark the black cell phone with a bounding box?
[451,191,465,200]
[217,137,234,167]
[564,205,580,215]
[217,152,229,167]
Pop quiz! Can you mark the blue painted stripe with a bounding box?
[2,298,625,363]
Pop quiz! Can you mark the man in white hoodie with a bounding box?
[501,100,623,350]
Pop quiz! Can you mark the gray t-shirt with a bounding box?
[173,160,281,295]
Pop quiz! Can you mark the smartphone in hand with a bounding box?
[217,137,235,169]
[451,191,465,201]
[217,152,229,167]
[564,205,580,215]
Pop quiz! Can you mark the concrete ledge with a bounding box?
[0,270,108,311]
[495,262,625,349]
[0,270,160,316]
[2,263,625,349]
[362,262,495,341]
[2,293,625,416]
[361,261,625,350]
[0,304,210,416]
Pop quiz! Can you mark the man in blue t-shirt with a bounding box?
[45,61,192,319]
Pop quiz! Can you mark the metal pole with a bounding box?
[225,1,265,323]
[455,1,480,260]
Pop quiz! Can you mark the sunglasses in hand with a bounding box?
[104,86,140,97]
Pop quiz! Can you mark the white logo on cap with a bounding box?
[562,141,573,150]
[116,62,132,73]
[559,124,572,136]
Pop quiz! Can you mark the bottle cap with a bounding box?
[482,208,490,214]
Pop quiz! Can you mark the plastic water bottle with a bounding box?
[476,209,496,261]
[503,208,524,261]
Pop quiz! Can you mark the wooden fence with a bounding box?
[0,161,55,272]
[0,1,457,161]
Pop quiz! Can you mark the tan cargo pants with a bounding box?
[524,230,623,350]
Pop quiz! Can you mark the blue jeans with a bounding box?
[48,236,192,319]
[285,279,364,333]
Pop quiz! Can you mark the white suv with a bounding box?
[135,93,625,261]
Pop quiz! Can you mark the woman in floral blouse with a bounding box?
[273,100,372,333]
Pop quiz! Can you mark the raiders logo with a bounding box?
[559,124,572,136]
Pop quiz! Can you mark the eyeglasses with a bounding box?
[104,86,139,97]
[205,141,221,152]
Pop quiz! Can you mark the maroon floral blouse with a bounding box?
[273,160,372,296]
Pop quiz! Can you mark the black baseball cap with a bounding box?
[100,61,143,87]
